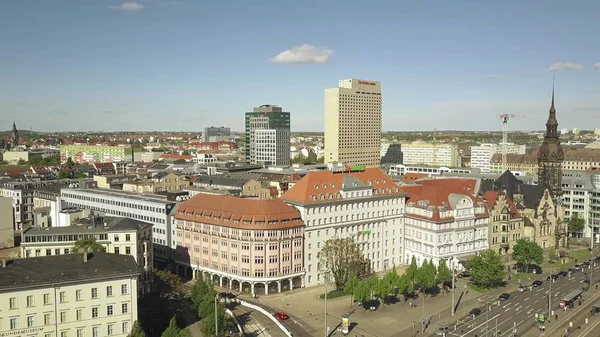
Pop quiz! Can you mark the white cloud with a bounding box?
[108,2,144,11]
[594,62,600,69]
[547,62,583,72]
[270,44,333,64]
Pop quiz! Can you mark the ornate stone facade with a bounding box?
[520,189,564,249]
[485,192,524,262]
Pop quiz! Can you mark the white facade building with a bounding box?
[324,79,382,167]
[245,105,291,167]
[60,188,177,266]
[470,143,526,172]
[400,142,459,167]
[282,167,406,287]
[193,153,218,165]
[402,178,489,267]
[254,129,291,166]
[0,253,139,337]
[388,164,477,177]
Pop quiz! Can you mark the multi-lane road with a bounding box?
[443,263,600,337]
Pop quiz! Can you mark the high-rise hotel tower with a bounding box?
[324,79,382,167]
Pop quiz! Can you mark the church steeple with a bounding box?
[537,83,564,200]
[11,120,18,149]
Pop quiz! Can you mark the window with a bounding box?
[121,303,129,314]
[77,329,84,337]
[121,284,128,295]
[107,305,114,316]
[61,331,68,337]
[114,235,120,242]
[125,234,131,241]
[60,311,67,323]
[125,246,131,255]
[44,313,51,325]
[107,286,113,297]
[9,318,17,330]
[27,316,35,328]
[92,307,98,318]
[60,291,67,303]
[114,247,120,254]
[122,321,129,333]
[27,295,34,307]
[76,290,83,301]
[107,324,114,336]
[43,293,51,305]
[92,327,99,337]
[91,288,98,299]
[9,297,16,309]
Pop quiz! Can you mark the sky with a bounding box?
[1,0,599,133]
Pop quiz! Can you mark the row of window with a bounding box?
[8,285,129,309]
[6,304,129,330]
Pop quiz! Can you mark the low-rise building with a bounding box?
[20,216,153,294]
[60,188,177,267]
[60,144,134,164]
[94,174,138,190]
[471,143,526,173]
[282,167,406,286]
[122,172,190,194]
[193,175,272,199]
[2,151,29,165]
[0,253,139,337]
[401,178,489,268]
[174,194,305,295]
[399,142,459,167]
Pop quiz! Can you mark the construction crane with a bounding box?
[432,128,438,166]
[498,114,525,171]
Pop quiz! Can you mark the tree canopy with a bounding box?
[568,213,585,238]
[161,317,185,337]
[153,270,183,300]
[436,259,452,286]
[72,239,105,253]
[468,249,505,288]
[512,238,544,272]
[190,278,228,336]
[127,321,146,337]
[317,238,369,290]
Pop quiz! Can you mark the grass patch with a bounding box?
[466,283,496,293]
[318,289,347,299]
[544,249,591,268]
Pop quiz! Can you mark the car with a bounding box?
[583,261,591,267]
[469,308,481,317]
[574,264,582,271]
[517,285,528,292]
[498,293,510,301]
[274,312,289,321]
[457,271,470,279]
[594,256,600,262]
[532,280,543,287]
[558,271,568,277]
[436,327,449,336]
[547,274,558,281]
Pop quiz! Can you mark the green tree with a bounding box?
[153,270,183,300]
[58,171,70,179]
[568,212,585,238]
[201,302,228,337]
[436,259,452,286]
[127,321,146,337]
[191,278,211,309]
[161,317,180,337]
[66,157,75,167]
[512,238,544,272]
[469,249,506,288]
[198,287,218,319]
[352,279,371,305]
[405,256,419,286]
[74,172,87,179]
[318,238,368,290]
[415,259,437,291]
[17,158,26,165]
[72,239,105,253]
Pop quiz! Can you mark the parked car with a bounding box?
[498,293,510,301]
[274,312,289,321]
[583,261,591,267]
[547,274,558,281]
[436,326,449,336]
[469,308,481,317]
[558,271,568,278]
[457,271,470,279]
[532,280,543,287]
[517,285,529,292]
[574,264,582,271]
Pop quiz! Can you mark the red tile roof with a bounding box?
[482,191,520,218]
[174,194,304,230]
[93,162,115,169]
[400,173,428,184]
[282,167,403,205]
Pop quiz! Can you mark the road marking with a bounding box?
[534,300,539,304]
[524,297,530,301]
[505,308,511,312]
[527,309,533,314]
[460,314,501,337]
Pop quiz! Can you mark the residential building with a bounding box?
[483,191,524,261]
[193,154,218,165]
[2,151,29,165]
[122,172,190,194]
[245,105,291,166]
[470,143,526,172]
[20,216,153,294]
[490,154,538,175]
[174,194,305,295]
[388,164,476,177]
[398,141,459,167]
[94,175,139,190]
[0,197,14,248]
[193,175,272,199]
[203,126,231,142]
[401,178,489,267]
[324,79,382,167]
[282,167,405,286]
[60,188,177,266]
[60,144,134,164]
[0,253,139,337]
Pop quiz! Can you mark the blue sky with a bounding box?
[1,0,599,132]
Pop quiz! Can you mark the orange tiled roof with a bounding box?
[482,191,520,218]
[282,167,403,204]
[175,194,304,230]
[93,162,114,169]
[400,173,429,184]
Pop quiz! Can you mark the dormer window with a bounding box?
[368,180,372,186]
[311,195,317,201]
[330,183,335,188]
[315,184,319,189]
[323,184,327,188]
[320,194,325,200]
[327,193,333,199]
[376,180,380,184]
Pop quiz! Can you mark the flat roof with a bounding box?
[0,252,138,291]
[62,188,175,204]
[23,216,153,235]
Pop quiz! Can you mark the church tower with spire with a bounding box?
[11,121,19,149]
[537,84,564,200]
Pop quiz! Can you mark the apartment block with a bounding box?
[470,143,526,172]
[282,167,405,287]
[245,105,291,166]
[174,194,305,295]
[399,142,459,167]
[60,188,177,266]
[0,253,138,337]
[20,216,153,294]
[60,144,134,164]
[203,126,231,142]
[324,79,382,167]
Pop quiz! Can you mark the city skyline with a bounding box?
[1,0,599,132]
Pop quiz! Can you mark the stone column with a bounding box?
[265,283,269,295]
[301,276,305,288]
[239,281,243,293]
[229,278,232,289]
[289,278,293,290]
[277,280,282,293]
[219,277,223,288]
[251,282,255,296]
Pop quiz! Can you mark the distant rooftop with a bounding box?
[23,216,153,236]
[0,252,138,292]
[62,187,175,204]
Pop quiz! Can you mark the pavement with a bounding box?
[232,305,287,337]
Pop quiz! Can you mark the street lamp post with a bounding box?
[451,257,456,316]
[421,292,425,333]
[324,272,329,337]
[214,295,219,337]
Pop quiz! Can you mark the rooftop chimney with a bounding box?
[83,252,88,262]
[1,259,6,268]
